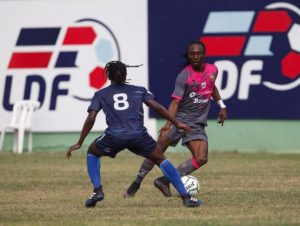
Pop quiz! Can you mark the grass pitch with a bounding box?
[0,151,299,226]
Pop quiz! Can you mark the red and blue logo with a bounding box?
[4,18,120,110]
[200,2,300,93]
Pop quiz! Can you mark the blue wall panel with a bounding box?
[148,0,300,119]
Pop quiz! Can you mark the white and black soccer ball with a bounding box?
[181,175,200,195]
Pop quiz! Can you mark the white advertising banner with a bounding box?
[0,0,156,134]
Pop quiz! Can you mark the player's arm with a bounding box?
[66,110,98,158]
[156,99,180,137]
[161,71,185,131]
[146,99,190,133]
[212,86,227,126]
[164,98,180,128]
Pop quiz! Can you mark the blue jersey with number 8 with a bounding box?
[88,84,155,138]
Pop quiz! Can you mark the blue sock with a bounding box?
[87,154,101,190]
[159,159,188,196]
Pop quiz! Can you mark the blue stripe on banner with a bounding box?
[16,28,61,46]
[203,11,255,33]
[55,51,78,67]
[244,36,273,56]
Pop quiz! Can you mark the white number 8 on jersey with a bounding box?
[113,93,129,110]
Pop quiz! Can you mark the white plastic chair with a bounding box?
[0,100,40,154]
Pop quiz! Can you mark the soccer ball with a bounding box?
[181,175,200,195]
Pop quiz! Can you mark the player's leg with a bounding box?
[124,131,201,206]
[153,138,173,196]
[154,140,208,192]
[85,141,105,208]
[123,158,154,198]
[123,134,171,198]
[185,139,208,169]
[146,147,202,207]
[85,134,122,208]
[124,125,183,197]
[181,127,209,173]
[154,127,208,196]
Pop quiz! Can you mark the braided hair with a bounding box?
[104,61,142,85]
[183,40,206,67]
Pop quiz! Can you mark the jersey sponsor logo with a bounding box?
[2,18,120,111]
[193,99,208,104]
[200,2,300,100]
[189,92,196,98]
[189,92,208,104]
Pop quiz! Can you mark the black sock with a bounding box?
[135,158,155,184]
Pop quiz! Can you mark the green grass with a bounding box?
[0,151,299,226]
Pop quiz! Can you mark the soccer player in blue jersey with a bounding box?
[66,61,202,208]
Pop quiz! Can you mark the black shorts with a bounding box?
[94,131,157,158]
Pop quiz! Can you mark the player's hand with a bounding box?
[159,122,172,137]
[217,108,228,126]
[66,143,81,159]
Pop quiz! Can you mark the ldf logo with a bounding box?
[3,18,120,110]
[200,2,300,100]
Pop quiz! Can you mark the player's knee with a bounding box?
[87,143,101,157]
[201,158,208,165]
[147,151,166,165]
[86,148,93,155]
[192,157,208,168]
[86,148,95,156]
[157,137,171,153]
[153,155,166,165]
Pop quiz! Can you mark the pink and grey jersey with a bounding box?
[172,63,218,126]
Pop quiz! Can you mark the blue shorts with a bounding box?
[94,131,157,158]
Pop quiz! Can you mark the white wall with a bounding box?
[0,0,156,136]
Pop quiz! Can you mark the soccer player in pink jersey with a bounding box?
[124,40,228,198]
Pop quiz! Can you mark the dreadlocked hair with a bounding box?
[104,61,143,85]
[182,40,206,67]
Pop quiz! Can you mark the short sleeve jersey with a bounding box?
[172,63,218,126]
[88,84,155,137]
